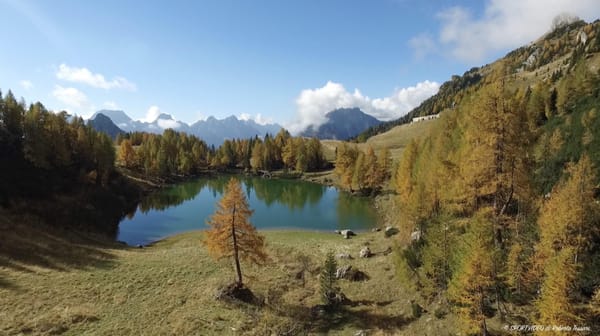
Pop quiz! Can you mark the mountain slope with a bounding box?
[382,19,600,335]
[88,113,125,139]
[301,108,381,140]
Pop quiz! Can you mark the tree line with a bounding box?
[0,90,116,197]
[116,128,327,178]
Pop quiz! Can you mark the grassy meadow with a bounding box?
[0,216,459,335]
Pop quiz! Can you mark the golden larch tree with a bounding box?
[535,248,580,336]
[118,139,136,168]
[204,178,267,285]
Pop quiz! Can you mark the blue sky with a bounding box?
[1,0,599,133]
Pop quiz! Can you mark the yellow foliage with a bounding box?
[204,178,267,284]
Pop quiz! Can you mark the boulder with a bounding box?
[359,246,372,258]
[384,226,399,237]
[336,265,352,279]
[341,230,355,239]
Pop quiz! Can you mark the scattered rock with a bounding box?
[359,246,372,258]
[384,226,399,237]
[136,244,144,248]
[371,227,381,232]
[167,278,174,285]
[341,230,355,239]
[335,229,356,239]
[336,253,353,259]
[382,246,393,256]
[294,270,304,280]
[336,265,352,279]
[355,330,368,336]
[335,265,369,281]
[410,230,422,242]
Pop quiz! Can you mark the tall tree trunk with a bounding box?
[231,205,243,285]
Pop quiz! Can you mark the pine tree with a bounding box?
[204,178,267,285]
[320,251,339,307]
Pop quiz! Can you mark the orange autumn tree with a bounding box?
[204,178,267,285]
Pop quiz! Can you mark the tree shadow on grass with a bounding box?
[268,300,414,334]
[0,221,121,278]
[313,306,415,334]
[0,275,19,290]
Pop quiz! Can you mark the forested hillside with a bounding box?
[0,91,140,234]
[388,19,600,335]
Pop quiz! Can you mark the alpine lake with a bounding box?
[117,175,379,246]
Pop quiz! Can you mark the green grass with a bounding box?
[321,118,437,163]
[0,216,460,335]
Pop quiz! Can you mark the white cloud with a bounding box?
[157,119,181,129]
[412,0,600,63]
[239,113,273,125]
[254,113,273,126]
[143,105,181,129]
[56,63,137,91]
[287,80,439,134]
[19,80,34,90]
[52,85,89,108]
[143,105,161,122]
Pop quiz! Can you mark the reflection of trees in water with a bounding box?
[336,192,377,230]
[136,176,327,213]
[250,178,325,210]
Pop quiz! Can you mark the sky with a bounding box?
[1,0,599,134]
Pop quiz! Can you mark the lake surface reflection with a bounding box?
[118,176,378,245]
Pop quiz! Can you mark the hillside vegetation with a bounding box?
[388,19,600,335]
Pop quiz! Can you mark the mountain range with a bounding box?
[89,107,383,144]
[88,110,282,146]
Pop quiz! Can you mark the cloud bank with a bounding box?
[287,80,439,134]
[57,64,137,91]
[408,0,600,64]
[411,0,600,63]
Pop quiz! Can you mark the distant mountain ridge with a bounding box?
[87,113,125,139]
[300,108,382,140]
[88,110,281,146]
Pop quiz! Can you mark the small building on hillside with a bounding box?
[412,113,440,123]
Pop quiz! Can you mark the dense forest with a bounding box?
[0,90,140,234]
[385,20,600,335]
[115,128,326,180]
